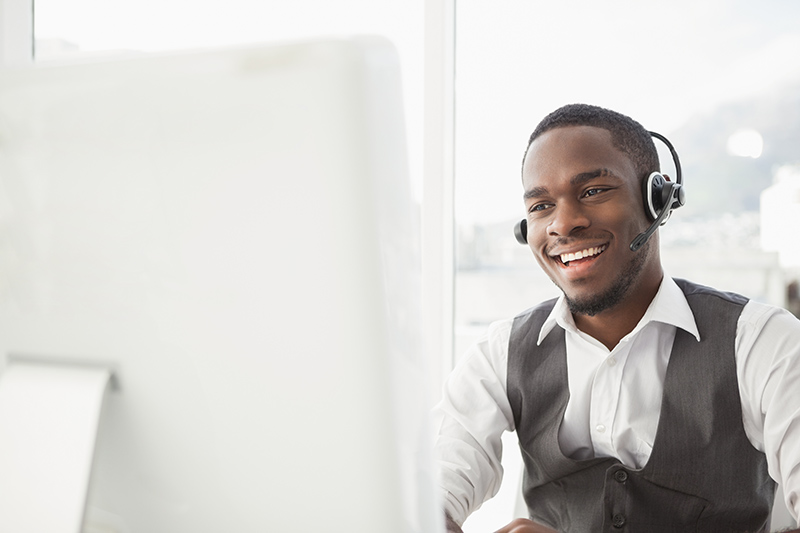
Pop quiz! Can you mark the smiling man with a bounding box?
[522,122,663,351]
[435,104,800,533]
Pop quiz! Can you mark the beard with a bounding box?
[560,239,650,317]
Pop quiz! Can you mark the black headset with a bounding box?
[513,131,685,252]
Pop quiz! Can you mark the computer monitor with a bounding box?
[0,37,440,533]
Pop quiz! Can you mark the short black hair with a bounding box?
[523,103,659,180]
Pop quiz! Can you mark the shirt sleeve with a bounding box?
[432,318,516,526]
[736,301,800,523]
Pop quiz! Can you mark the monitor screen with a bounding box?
[0,37,439,533]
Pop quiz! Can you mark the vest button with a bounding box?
[614,470,628,483]
[612,513,626,528]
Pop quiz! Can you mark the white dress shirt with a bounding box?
[434,276,800,526]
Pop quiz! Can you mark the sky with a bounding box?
[454,0,800,224]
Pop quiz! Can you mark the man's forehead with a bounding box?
[527,125,614,156]
[523,125,634,180]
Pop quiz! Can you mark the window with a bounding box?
[454,0,800,354]
[31,0,425,198]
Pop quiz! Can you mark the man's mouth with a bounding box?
[556,244,608,266]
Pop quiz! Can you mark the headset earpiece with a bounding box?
[514,219,527,245]
[643,171,670,223]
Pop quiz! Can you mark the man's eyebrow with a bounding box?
[571,168,621,186]
[523,186,549,200]
[523,168,621,200]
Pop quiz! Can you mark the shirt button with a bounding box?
[596,424,606,433]
[614,470,628,483]
[612,513,626,528]
[607,357,617,366]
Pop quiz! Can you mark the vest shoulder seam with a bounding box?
[672,277,748,307]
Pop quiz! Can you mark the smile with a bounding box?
[556,244,607,266]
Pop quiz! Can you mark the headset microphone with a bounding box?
[630,178,685,251]
[629,132,685,251]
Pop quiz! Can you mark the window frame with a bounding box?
[0,0,33,65]
[422,0,456,398]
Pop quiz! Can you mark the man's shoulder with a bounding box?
[674,277,800,338]
[673,277,749,307]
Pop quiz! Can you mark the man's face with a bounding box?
[521,125,659,316]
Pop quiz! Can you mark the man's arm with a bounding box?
[434,319,517,525]
[493,518,558,533]
[737,304,800,523]
[444,512,462,533]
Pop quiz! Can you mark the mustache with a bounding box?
[545,233,611,255]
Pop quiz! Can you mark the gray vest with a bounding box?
[507,279,775,532]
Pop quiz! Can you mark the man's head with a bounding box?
[521,104,664,318]
[523,103,659,183]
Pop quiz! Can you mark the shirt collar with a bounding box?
[537,276,701,345]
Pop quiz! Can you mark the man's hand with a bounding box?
[493,518,557,533]
[443,512,557,533]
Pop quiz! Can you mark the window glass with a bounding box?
[33,0,425,199]
[33,0,421,57]
[455,0,800,358]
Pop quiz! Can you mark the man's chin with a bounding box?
[562,280,630,317]
[566,295,615,317]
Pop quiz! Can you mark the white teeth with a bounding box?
[560,245,606,265]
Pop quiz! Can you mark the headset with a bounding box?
[513,131,685,252]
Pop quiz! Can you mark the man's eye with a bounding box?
[529,203,550,213]
[584,188,607,197]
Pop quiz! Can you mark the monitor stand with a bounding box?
[0,357,114,533]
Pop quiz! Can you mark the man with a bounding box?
[435,104,800,532]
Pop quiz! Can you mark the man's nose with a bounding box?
[546,201,590,237]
